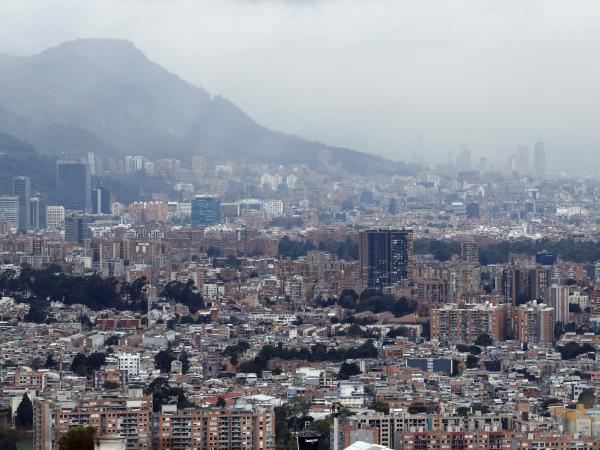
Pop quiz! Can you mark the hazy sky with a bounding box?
[1,0,600,172]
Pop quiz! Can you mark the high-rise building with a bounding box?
[64,214,90,245]
[30,195,47,229]
[57,160,92,212]
[517,145,530,175]
[286,174,298,190]
[0,195,19,230]
[154,405,275,450]
[87,151,97,175]
[359,229,413,290]
[13,176,31,232]
[513,300,554,344]
[549,284,570,325]
[125,155,144,172]
[388,198,398,215]
[91,187,112,214]
[33,396,152,450]
[191,195,221,227]
[191,156,205,175]
[461,241,479,264]
[431,303,509,344]
[128,201,169,224]
[46,206,65,229]
[534,141,546,180]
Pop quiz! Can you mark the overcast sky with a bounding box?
[1,0,600,172]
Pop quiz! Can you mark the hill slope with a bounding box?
[0,39,401,175]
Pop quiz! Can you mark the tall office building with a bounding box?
[30,195,47,229]
[64,214,90,245]
[359,229,413,290]
[57,160,92,212]
[517,145,530,175]
[0,196,19,230]
[13,176,31,232]
[549,284,569,325]
[91,187,112,214]
[534,141,546,180]
[191,195,221,227]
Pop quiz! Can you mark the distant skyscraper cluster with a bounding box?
[506,141,546,180]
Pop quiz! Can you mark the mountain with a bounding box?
[0,38,405,175]
[0,132,57,197]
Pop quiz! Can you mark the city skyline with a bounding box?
[2,3,600,450]
[1,2,600,172]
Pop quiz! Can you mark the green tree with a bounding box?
[58,426,96,450]
[421,320,431,340]
[274,405,295,450]
[70,353,106,377]
[15,393,33,429]
[306,418,331,450]
[155,349,176,373]
[372,400,390,414]
[161,279,204,313]
[554,322,564,341]
[24,299,48,323]
[44,353,57,368]
[466,354,479,369]
[475,333,493,347]
[216,396,226,407]
[569,303,582,313]
[346,324,365,337]
[557,342,596,360]
[578,388,596,408]
[180,350,190,374]
[104,335,119,346]
[0,428,18,450]
[338,362,361,380]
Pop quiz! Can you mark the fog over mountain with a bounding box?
[0,39,397,174]
[2,1,600,173]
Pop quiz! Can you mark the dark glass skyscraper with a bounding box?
[64,214,90,245]
[12,176,31,232]
[92,187,112,214]
[57,160,92,212]
[359,229,413,290]
[191,195,221,227]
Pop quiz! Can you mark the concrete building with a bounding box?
[117,353,141,377]
[154,405,275,450]
[0,195,19,230]
[513,301,554,344]
[46,205,65,229]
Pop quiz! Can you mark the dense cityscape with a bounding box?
[1,138,600,450]
[3,1,600,449]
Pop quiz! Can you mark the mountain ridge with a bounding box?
[0,38,405,175]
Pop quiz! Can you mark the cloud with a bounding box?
[1,0,600,172]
